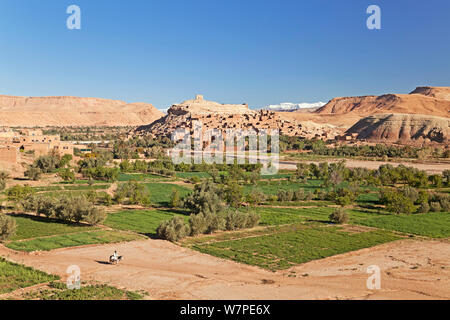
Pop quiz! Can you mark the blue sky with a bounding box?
[0,0,449,110]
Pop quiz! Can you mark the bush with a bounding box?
[169,189,180,208]
[329,208,349,224]
[189,212,225,236]
[58,168,75,182]
[114,181,151,206]
[430,202,442,212]
[182,181,225,215]
[224,211,260,231]
[224,210,247,230]
[293,189,305,201]
[417,202,430,214]
[189,213,209,236]
[6,185,34,202]
[83,207,107,225]
[20,194,106,225]
[0,171,9,191]
[246,189,266,205]
[277,190,293,202]
[0,213,16,241]
[157,217,190,242]
[440,199,450,212]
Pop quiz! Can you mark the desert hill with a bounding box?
[0,95,164,127]
[315,86,450,117]
[346,113,449,145]
[410,86,450,101]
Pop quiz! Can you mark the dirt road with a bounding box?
[1,238,449,300]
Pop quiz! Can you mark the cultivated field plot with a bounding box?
[144,183,192,206]
[0,257,145,300]
[104,209,188,236]
[191,224,400,270]
[0,257,58,295]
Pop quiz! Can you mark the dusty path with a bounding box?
[0,239,449,300]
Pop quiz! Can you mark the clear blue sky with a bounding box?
[0,0,449,110]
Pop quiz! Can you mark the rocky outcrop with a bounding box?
[0,95,164,127]
[316,87,450,118]
[346,113,450,145]
[410,86,450,101]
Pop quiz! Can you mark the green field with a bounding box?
[243,179,323,195]
[118,173,167,181]
[250,206,450,238]
[176,172,211,179]
[20,282,144,300]
[105,209,188,236]
[144,183,192,206]
[193,225,400,270]
[9,214,98,241]
[0,257,59,294]
[6,230,142,252]
[351,210,450,238]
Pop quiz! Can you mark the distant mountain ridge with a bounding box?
[264,101,326,112]
[315,86,450,117]
[0,95,164,127]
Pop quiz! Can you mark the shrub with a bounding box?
[440,199,450,212]
[169,189,180,208]
[246,189,266,205]
[189,212,225,236]
[58,168,75,182]
[24,166,42,181]
[157,217,190,242]
[417,202,430,214]
[430,202,442,212]
[84,207,107,225]
[189,213,209,236]
[6,185,34,202]
[277,190,293,202]
[224,211,260,231]
[335,195,353,207]
[114,181,151,206]
[224,210,248,230]
[0,171,9,191]
[182,181,225,215]
[293,189,305,201]
[329,208,349,224]
[0,213,16,241]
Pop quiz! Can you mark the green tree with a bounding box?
[0,213,16,241]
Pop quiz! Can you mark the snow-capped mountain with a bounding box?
[263,102,326,111]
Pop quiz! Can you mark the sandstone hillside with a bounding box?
[316,87,450,117]
[0,95,164,127]
[346,113,449,145]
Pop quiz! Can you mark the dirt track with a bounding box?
[1,238,449,300]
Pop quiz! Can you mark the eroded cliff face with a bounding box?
[346,113,450,145]
[316,87,450,118]
[0,95,164,126]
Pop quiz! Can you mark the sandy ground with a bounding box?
[1,239,449,300]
